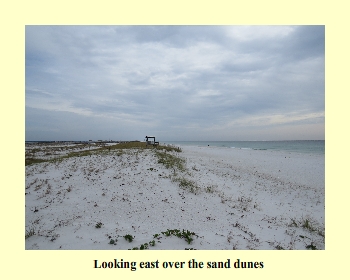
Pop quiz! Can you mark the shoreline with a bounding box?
[177,145,324,190]
[25,143,325,250]
[162,140,325,155]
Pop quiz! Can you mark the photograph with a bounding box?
[25,25,325,250]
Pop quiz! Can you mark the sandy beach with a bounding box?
[25,142,325,250]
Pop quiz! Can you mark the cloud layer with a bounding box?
[25,25,325,141]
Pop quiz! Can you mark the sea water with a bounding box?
[162,140,325,155]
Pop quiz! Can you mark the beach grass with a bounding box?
[155,150,186,172]
[289,217,325,239]
[25,141,182,166]
[25,227,36,239]
[172,176,200,194]
[25,158,48,166]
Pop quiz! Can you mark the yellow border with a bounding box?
[2,0,346,279]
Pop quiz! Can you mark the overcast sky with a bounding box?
[25,25,324,141]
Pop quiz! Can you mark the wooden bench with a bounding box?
[145,136,159,146]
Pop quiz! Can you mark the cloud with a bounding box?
[25,25,324,141]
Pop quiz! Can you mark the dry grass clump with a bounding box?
[109,141,147,150]
[25,227,36,239]
[109,142,182,153]
[25,158,47,166]
[155,150,186,172]
[289,217,325,238]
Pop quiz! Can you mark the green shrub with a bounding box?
[95,222,102,228]
[124,234,134,242]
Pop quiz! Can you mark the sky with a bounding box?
[25,25,325,141]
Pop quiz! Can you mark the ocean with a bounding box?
[162,140,325,155]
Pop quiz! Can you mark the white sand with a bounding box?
[25,144,324,250]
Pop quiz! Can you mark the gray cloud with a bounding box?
[25,25,324,141]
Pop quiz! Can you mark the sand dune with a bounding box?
[25,143,324,250]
